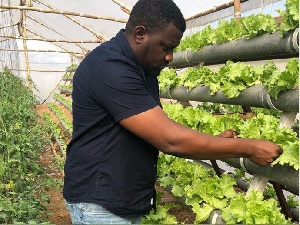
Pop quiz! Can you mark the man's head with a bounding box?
[125,0,186,34]
[125,0,186,75]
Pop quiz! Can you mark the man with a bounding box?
[63,0,282,224]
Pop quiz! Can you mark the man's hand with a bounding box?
[247,139,283,166]
[218,129,283,166]
[218,129,238,138]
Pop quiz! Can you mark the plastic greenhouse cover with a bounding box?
[2,0,284,53]
[0,0,286,101]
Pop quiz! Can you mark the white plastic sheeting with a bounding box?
[1,0,285,54]
[0,0,286,101]
[1,0,241,54]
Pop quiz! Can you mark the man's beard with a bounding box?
[144,66,165,77]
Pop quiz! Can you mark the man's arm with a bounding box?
[120,106,282,166]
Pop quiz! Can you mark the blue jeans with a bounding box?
[65,201,143,224]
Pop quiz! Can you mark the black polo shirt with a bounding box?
[63,29,160,218]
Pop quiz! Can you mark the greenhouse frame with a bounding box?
[0,0,299,224]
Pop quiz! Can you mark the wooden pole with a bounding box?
[27,14,90,53]
[20,0,32,90]
[42,71,67,103]
[112,0,131,14]
[9,68,66,72]
[0,38,10,43]
[33,0,106,43]
[0,22,19,30]
[0,5,127,23]
[234,0,241,21]
[1,35,100,43]
[185,0,248,22]
[70,53,76,65]
[0,48,81,54]
[27,28,75,53]
[0,9,10,12]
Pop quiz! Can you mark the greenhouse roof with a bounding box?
[1,0,285,55]
[0,0,286,100]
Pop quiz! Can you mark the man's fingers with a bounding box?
[278,145,283,155]
[218,129,239,138]
[273,145,283,161]
[276,145,283,157]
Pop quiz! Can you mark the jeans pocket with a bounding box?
[80,203,119,224]
[65,201,84,224]
[66,202,135,224]
[80,202,110,215]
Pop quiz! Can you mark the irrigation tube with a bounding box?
[194,160,249,191]
[169,29,299,67]
[222,158,299,195]
[160,84,299,112]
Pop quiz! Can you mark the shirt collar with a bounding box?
[115,29,143,70]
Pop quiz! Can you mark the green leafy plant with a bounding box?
[157,152,291,224]
[278,0,299,34]
[141,191,179,224]
[159,58,299,99]
[176,6,298,53]
[0,68,52,223]
[287,195,299,208]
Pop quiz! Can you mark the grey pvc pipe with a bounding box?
[169,29,299,67]
[66,29,299,71]
[65,30,300,111]
[291,208,299,222]
[160,84,299,112]
[162,177,298,224]
[222,158,299,195]
[194,160,299,222]
[194,160,249,191]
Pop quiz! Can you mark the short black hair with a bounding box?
[125,0,186,33]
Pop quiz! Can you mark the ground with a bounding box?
[39,146,72,224]
[37,104,72,224]
[36,104,196,224]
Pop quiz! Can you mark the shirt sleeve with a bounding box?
[89,59,158,122]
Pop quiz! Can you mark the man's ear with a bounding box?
[133,26,146,44]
